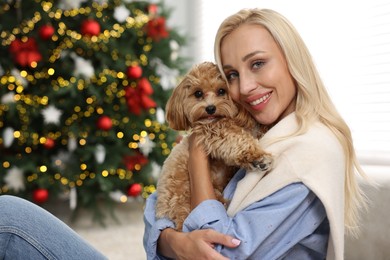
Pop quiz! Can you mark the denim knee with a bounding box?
[0,195,107,260]
[0,227,55,259]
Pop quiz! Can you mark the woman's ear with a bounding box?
[165,77,191,131]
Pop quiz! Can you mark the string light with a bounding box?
[0,0,183,213]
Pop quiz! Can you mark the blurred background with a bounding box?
[1,0,389,259]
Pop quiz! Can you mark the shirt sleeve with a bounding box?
[143,192,175,260]
[182,182,328,259]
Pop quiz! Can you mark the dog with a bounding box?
[155,62,273,231]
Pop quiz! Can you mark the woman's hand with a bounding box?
[187,133,216,209]
[158,228,241,260]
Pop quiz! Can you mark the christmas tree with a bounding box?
[0,0,188,220]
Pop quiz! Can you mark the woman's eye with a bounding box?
[194,90,203,98]
[252,61,265,70]
[217,88,226,96]
[226,71,238,82]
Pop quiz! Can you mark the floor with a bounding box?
[47,198,147,260]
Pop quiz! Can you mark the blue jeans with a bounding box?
[0,195,107,260]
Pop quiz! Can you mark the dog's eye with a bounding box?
[194,90,203,98]
[217,88,226,96]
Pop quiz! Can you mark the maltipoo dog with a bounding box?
[155,62,273,231]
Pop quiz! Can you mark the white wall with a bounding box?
[164,0,202,61]
[166,0,390,159]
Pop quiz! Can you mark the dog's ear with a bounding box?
[165,77,191,131]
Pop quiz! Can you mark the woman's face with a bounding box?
[221,23,297,126]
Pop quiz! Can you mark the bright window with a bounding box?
[192,0,390,163]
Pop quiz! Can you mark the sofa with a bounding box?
[345,152,390,260]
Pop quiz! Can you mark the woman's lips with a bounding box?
[247,91,272,110]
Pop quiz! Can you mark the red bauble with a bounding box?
[125,89,142,115]
[127,183,142,197]
[146,17,169,41]
[126,65,142,79]
[124,78,156,115]
[44,138,55,149]
[33,188,49,204]
[123,152,148,171]
[81,19,101,36]
[140,95,157,109]
[148,4,158,15]
[39,24,55,40]
[9,38,42,67]
[97,115,113,131]
[14,51,42,67]
[137,78,153,95]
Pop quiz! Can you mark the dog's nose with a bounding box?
[206,105,216,115]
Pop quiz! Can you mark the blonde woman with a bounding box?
[144,8,367,259]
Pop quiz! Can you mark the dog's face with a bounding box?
[166,62,239,131]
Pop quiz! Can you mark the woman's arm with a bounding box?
[144,181,328,259]
[187,133,217,209]
[144,133,240,259]
[183,182,329,259]
[143,192,240,259]
[144,193,240,259]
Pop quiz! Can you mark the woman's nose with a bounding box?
[239,74,257,95]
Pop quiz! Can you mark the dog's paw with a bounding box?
[252,154,273,172]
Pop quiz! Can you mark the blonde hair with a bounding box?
[214,8,367,234]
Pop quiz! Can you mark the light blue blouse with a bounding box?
[143,168,329,259]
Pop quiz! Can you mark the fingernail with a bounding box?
[232,238,241,246]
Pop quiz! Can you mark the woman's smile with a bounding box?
[247,91,273,110]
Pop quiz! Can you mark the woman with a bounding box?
[143,8,367,259]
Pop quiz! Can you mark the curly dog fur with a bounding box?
[155,62,273,231]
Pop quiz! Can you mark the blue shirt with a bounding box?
[143,169,329,259]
